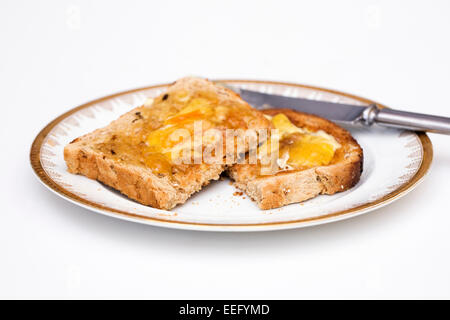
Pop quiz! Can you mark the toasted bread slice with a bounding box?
[227,109,363,210]
[64,77,271,210]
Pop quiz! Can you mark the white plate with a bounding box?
[30,80,432,231]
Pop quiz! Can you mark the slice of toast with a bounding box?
[64,77,271,210]
[227,109,363,210]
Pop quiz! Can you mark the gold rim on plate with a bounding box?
[30,80,433,230]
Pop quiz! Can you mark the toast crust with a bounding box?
[65,141,225,209]
[227,108,363,210]
[64,77,271,210]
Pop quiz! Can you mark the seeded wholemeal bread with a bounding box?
[64,77,271,210]
[227,108,363,210]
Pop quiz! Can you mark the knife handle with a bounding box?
[365,105,450,135]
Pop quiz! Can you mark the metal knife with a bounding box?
[231,87,450,135]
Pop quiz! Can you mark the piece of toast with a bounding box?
[227,109,363,210]
[64,77,271,210]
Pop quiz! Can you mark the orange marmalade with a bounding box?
[95,85,266,176]
[258,114,341,174]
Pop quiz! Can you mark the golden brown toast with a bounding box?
[227,109,363,210]
[64,77,271,210]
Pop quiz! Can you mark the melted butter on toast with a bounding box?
[96,86,261,176]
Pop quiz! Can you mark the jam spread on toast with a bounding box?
[261,113,341,173]
[95,87,262,176]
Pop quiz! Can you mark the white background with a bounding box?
[1,0,450,299]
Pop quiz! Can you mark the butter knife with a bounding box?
[231,87,450,135]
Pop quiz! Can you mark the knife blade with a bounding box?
[231,87,450,135]
[239,89,368,124]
